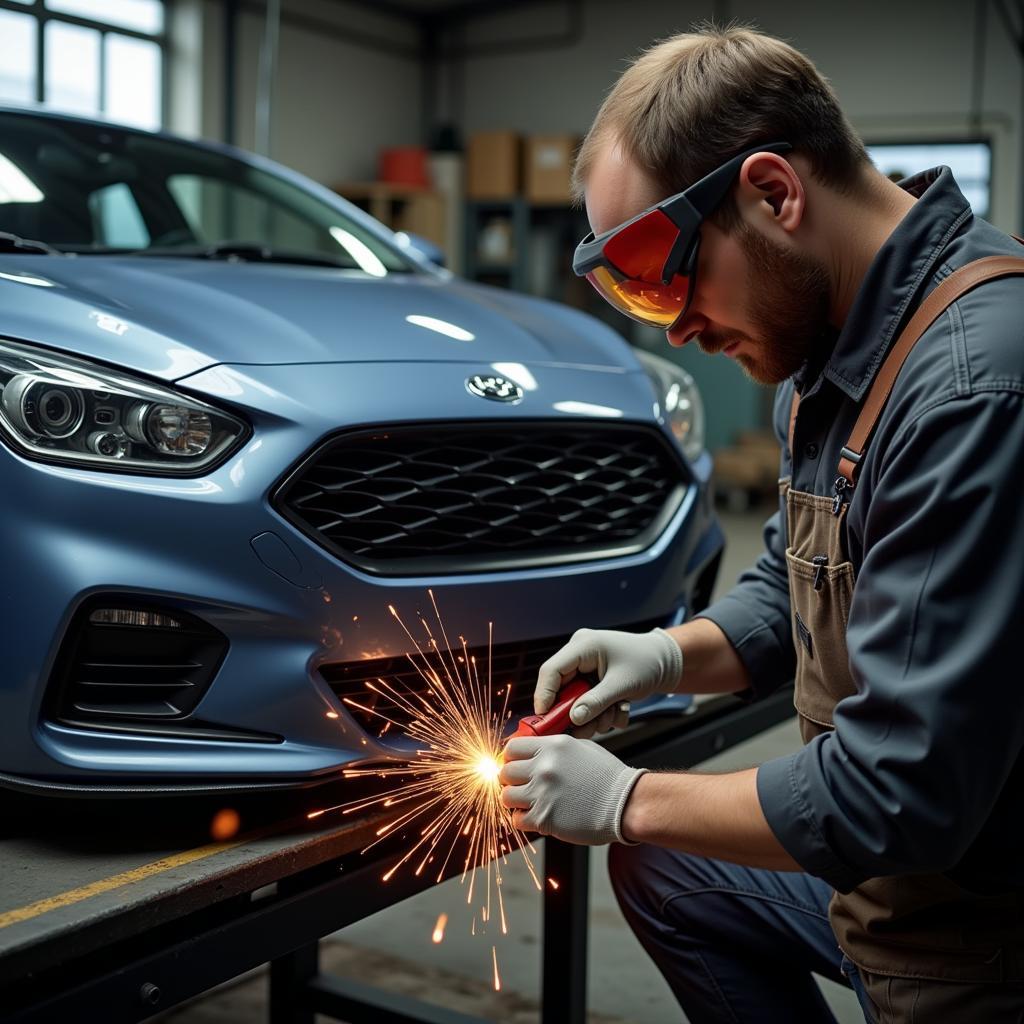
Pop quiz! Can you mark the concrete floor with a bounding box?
[162,506,865,1023]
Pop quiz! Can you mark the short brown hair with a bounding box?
[573,25,869,225]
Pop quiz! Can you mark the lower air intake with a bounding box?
[320,619,662,740]
[46,598,273,741]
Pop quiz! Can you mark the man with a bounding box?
[498,25,1024,1023]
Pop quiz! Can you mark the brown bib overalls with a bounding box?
[784,257,1024,1020]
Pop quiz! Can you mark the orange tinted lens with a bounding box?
[604,209,680,280]
[587,265,689,327]
[588,209,690,325]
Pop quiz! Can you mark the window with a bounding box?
[0,111,414,276]
[866,141,992,219]
[0,0,164,129]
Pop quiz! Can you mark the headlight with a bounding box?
[0,338,248,474]
[635,348,705,463]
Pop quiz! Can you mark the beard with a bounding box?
[697,223,832,385]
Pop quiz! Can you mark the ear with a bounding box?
[736,152,805,234]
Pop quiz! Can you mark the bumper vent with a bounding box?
[46,599,272,741]
[320,618,662,739]
[274,422,686,575]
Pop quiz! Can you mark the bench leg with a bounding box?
[542,839,589,1024]
[269,941,318,1024]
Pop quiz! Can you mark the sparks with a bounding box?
[547,877,560,890]
[306,593,541,981]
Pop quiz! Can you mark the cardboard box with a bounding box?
[524,134,577,204]
[466,131,520,199]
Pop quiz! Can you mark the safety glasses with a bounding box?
[573,142,792,328]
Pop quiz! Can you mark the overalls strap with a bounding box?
[836,256,1024,485]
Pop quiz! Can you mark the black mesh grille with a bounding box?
[275,423,686,574]
[320,619,662,739]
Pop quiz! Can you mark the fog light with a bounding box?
[89,608,182,628]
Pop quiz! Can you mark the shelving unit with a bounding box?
[334,182,447,255]
[462,198,531,291]
[462,198,605,316]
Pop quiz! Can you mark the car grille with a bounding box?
[319,618,663,739]
[274,422,687,575]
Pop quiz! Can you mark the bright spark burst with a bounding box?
[309,590,542,990]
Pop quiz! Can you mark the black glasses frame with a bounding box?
[572,141,793,323]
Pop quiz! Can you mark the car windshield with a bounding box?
[0,111,414,273]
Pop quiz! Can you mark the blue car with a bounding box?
[0,108,723,795]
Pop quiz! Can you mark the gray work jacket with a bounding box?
[699,167,1024,895]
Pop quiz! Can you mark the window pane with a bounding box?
[88,183,150,247]
[45,22,101,116]
[867,142,992,219]
[45,0,164,35]
[0,11,37,104]
[104,35,161,129]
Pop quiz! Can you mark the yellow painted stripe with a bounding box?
[0,837,249,930]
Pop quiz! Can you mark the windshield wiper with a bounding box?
[133,242,356,269]
[0,232,60,256]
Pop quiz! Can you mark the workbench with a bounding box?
[0,688,793,1024]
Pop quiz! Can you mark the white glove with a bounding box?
[535,627,683,739]
[499,734,647,845]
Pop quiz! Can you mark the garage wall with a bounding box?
[453,0,1021,233]
[173,0,423,188]
[173,1,1021,229]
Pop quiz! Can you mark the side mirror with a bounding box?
[395,231,446,268]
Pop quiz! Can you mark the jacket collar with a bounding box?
[813,166,973,401]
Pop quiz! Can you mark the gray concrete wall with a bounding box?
[168,2,1021,230]
[169,0,422,188]
[453,0,1021,233]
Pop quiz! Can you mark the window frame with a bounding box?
[0,0,167,127]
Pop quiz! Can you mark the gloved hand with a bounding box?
[535,627,683,739]
[499,734,647,845]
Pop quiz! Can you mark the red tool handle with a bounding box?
[509,679,590,739]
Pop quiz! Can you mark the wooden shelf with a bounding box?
[334,181,446,255]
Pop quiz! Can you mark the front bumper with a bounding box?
[0,360,723,792]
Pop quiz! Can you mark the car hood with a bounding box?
[0,256,636,381]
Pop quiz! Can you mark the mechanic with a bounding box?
[498,25,1024,1023]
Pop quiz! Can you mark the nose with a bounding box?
[666,311,707,348]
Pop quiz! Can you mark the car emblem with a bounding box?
[465,375,523,403]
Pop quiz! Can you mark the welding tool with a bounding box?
[507,678,591,741]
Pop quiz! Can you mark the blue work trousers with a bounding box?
[609,843,873,1023]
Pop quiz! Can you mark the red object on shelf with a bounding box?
[378,146,430,188]
[507,679,590,741]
